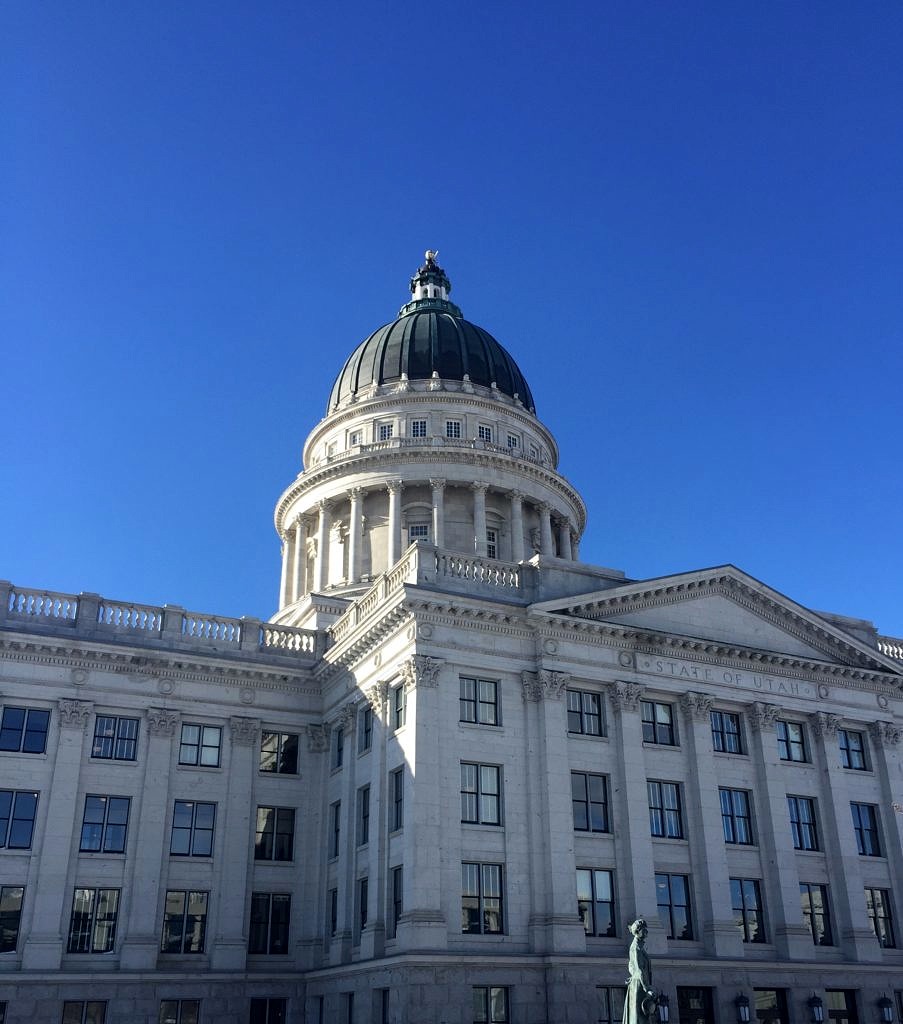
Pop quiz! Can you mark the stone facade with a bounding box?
[1,257,902,1024]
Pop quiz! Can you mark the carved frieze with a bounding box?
[869,720,901,747]
[748,702,779,732]
[679,691,714,720]
[230,716,260,747]
[58,699,91,730]
[608,681,642,714]
[810,711,840,738]
[307,723,330,752]
[147,708,179,737]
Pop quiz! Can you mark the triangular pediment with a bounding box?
[532,565,902,676]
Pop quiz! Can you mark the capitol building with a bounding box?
[1,254,901,1024]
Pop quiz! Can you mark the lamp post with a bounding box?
[808,996,825,1024]
[658,995,670,1024]
[736,995,751,1024]
[877,996,894,1024]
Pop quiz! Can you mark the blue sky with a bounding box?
[2,3,901,635]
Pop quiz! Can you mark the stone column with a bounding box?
[291,517,307,603]
[472,482,488,556]
[361,683,388,960]
[279,537,291,608]
[869,720,903,940]
[120,708,180,968]
[746,701,811,959]
[429,479,446,548]
[538,503,554,556]
[557,517,573,560]
[387,480,403,567]
[22,699,91,969]
[571,530,580,562]
[210,716,260,969]
[678,692,743,957]
[347,489,364,583]
[330,702,359,965]
[313,500,332,591]
[509,491,525,562]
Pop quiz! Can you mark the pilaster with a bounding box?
[429,479,446,549]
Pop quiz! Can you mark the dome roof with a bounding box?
[327,254,536,413]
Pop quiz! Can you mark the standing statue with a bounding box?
[622,919,658,1024]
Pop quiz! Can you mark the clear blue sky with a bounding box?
[2,3,901,635]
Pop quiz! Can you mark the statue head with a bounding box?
[629,917,648,940]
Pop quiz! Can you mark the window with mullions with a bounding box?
[392,685,406,730]
[641,701,676,745]
[800,883,833,945]
[159,1001,200,1024]
[571,772,609,832]
[567,689,603,736]
[388,866,403,939]
[730,878,765,943]
[461,763,501,825]
[62,1003,106,1024]
[356,876,368,940]
[92,715,138,760]
[0,886,24,953]
[357,785,370,846]
[409,523,430,544]
[865,887,896,948]
[259,732,298,774]
[473,987,508,1024]
[577,868,615,937]
[358,706,373,752]
[446,419,462,439]
[838,729,867,770]
[710,710,743,753]
[66,888,120,953]
[410,419,427,438]
[179,723,221,767]
[79,795,129,854]
[754,991,789,1024]
[506,433,519,450]
[656,873,693,939]
[333,726,344,769]
[597,987,626,1024]
[328,801,341,857]
[249,999,286,1024]
[485,529,498,559]
[0,706,50,753]
[170,801,215,857]
[648,781,683,839]
[249,893,291,955]
[462,862,504,934]
[0,789,38,849]
[851,802,881,856]
[478,424,493,442]
[161,890,208,953]
[777,720,807,762]
[255,806,295,861]
[460,677,499,725]
[377,423,394,441]
[720,788,754,844]
[787,796,819,851]
[390,769,404,831]
[328,888,338,936]
[676,988,715,1024]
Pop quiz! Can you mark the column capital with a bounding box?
[365,682,389,716]
[810,711,840,738]
[147,708,180,736]
[317,498,334,514]
[331,700,359,734]
[537,501,551,514]
[348,486,365,501]
[679,690,714,721]
[401,655,443,690]
[522,670,569,701]
[429,478,447,491]
[230,716,260,747]
[508,489,524,502]
[608,680,643,713]
[869,720,901,747]
[306,722,330,752]
[386,479,404,494]
[470,481,489,494]
[57,699,91,730]
[748,701,780,732]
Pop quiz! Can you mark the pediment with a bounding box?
[532,565,902,677]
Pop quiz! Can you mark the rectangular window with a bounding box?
[328,888,338,936]
[392,684,406,730]
[357,876,369,938]
[485,528,498,559]
[720,788,754,844]
[333,726,344,769]
[838,729,867,770]
[597,987,627,1024]
[62,1003,107,1024]
[255,806,295,861]
[349,429,362,446]
[656,873,693,939]
[249,893,291,955]
[326,440,337,457]
[754,992,789,1024]
[0,706,50,753]
[787,796,819,851]
[358,706,373,752]
[462,862,504,934]
[0,790,38,849]
[460,677,499,725]
[0,886,24,953]
[446,420,462,439]
[409,523,430,544]
[92,715,138,760]
[865,887,896,947]
[800,883,833,945]
[159,1001,200,1024]
[461,763,501,825]
[529,443,540,459]
[249,999,286,1024]
[777,720,807,762]
[478,424,493,442]
[676,988,715,1024]
[571,772,609,833]
[79,795,129,854]
[259,732,298,774]
[473,987,509,1023]
[506,433,519,449]
[710,710,743,753]
[66,887,120,953]
[390,768,404,831]
[577,868,615,937]
[357,785,370,846]
[567,689,604,736]
[178,723,221,767]
[851,802,881,856]
[330,801,341,858]
[161,890,208,953]
[730,878,765,943]
[389,866,403,939]
[410,419,427,438]
[648,780,683,839]
[377,423,394,441]
[641,700,676,745]
[170,800,215,857]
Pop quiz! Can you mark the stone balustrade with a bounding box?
[0,581,324,663]
[877,635,903,661]
[318,433,547,467]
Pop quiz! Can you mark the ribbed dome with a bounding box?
[328,255,537,415]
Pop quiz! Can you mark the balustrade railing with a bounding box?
[98,601,163,633]
[260,624,319,654]
[316,434,547,468]
[878,636,903,661]
[181,613,241,644]
[434,551,521,589]
[7,586,78,621]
